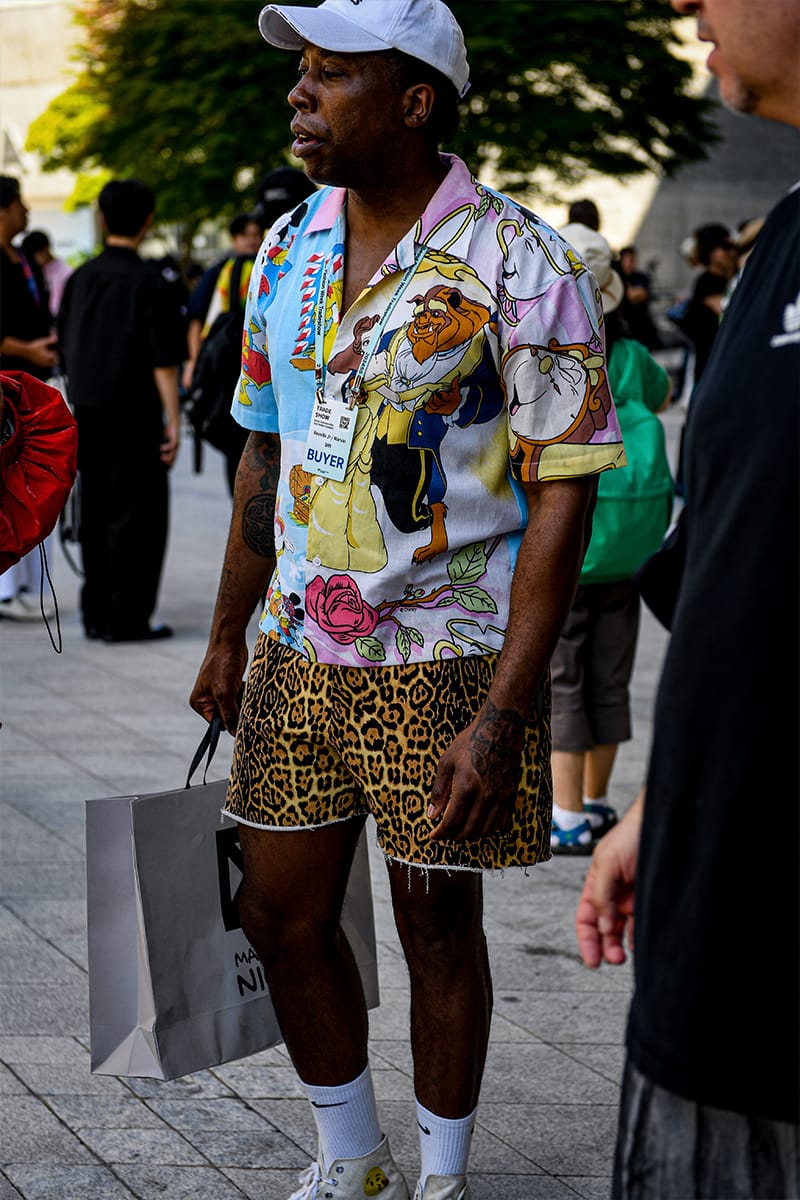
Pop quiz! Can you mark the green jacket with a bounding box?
[580,338,673,584]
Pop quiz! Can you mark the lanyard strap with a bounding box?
[314,243,427,406]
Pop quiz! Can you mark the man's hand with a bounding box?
[27,337,59,371]
[189,638,249,734]
[181,358,196,393]
[428,698,525,841]
[575,788,644,968]
[160,418,180,466]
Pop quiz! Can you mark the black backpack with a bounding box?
[186,256,249,469]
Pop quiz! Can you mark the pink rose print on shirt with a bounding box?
[306,574,379,644]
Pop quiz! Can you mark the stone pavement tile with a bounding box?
[0,1174,23,1199]
[4,800,89,850]
[0,1096,94,1164]
[478,1044,619,1106]
[5,899,87,944]
[55,936,88,972]
[181,1127,309,1170]
[146,1095,268,1131]
[551,1044,627,1087]
[366,987,411,1040]
[480,1102,619,1176]
[46,1095,164,1129]
[116,1164,247,1199]
[76,1126,207,1166]
[233,1045,292,1067]
[3,1161,134,1200]
[0,808,84,863]
[493,991,629,1045]
[470,1177,579,1200]
[371,1065,415,1104]
[0,907,39,946]
[0,1064,29,1095]
[489,946,633,994]
[0,863,87,901]
[247,1098,316,1158]
[0,982,87,1036]
[0,1035,89,1065]
[563,1177,614,1199]
[211,1061,305,1100]
[2,942,85,985]
[3,1165,136,1199]
[10,1064,130,1098]
[223,1167,323,1200]
[126,1071,235,1101]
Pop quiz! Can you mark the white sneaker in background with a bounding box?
[0,594,42,621]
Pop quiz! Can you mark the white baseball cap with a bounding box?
[559,222,625,315]
[258,0,470,99]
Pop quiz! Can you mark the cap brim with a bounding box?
[259,4,391,53]
[602,271,625,314]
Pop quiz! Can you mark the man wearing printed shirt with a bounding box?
[190,3,624,1197]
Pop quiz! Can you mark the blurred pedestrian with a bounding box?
[182,212,264,492]
[182,212,263,394]
[59,179,185,642]
[568,198,601,232]
[551,225,672,854]
[0,177,59,621]
[575,0,800,1195]
[616,245,661,351]
[20,228,73,316]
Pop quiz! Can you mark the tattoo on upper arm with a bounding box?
[244,433,280,490]
[470,698,525,793]
[240,432,279,557]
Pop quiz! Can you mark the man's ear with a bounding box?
[404,82,436,128]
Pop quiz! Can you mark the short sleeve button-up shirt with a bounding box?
[233,154,625,668]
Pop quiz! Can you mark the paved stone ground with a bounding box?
[0,405,682,1199]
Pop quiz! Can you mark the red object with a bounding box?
[0,371,78,574]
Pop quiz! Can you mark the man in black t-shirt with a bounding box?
[59,179,185,643]
[576,1,800,1196]
[0,176,57,380]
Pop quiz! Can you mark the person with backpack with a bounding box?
[183,212,262,494]
[550,222,673,854]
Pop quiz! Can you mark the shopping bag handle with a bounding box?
[185,713,225,788]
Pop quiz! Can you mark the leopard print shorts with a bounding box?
[225,633,553,871]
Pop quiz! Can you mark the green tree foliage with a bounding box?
[27,0,713,233]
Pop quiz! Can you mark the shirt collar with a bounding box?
[302,154,483,272]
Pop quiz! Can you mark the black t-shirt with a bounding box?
[0,248,53,378]
[627,185,800,1123]
[58,246,185,412]
[685,269,727,382]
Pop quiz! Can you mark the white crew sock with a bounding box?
[301,1063,382,1170]
[416,1099,477,1187]
[553,801,588,830]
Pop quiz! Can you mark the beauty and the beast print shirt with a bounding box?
[232,154,625,667]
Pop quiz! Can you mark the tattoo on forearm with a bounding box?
[470,698,525,793]
[242,494,276,558]
[241,433,279,557]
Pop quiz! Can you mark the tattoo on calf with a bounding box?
[470,698,525,793]
[242,493,276,558]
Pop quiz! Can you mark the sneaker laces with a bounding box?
[289,1161,337,1200]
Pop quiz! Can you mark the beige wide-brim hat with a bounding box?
[559,222,625,314]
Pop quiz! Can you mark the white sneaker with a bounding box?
[413,1178,470,1200]
[289,1135,409,1200]
[0,594,42,622]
